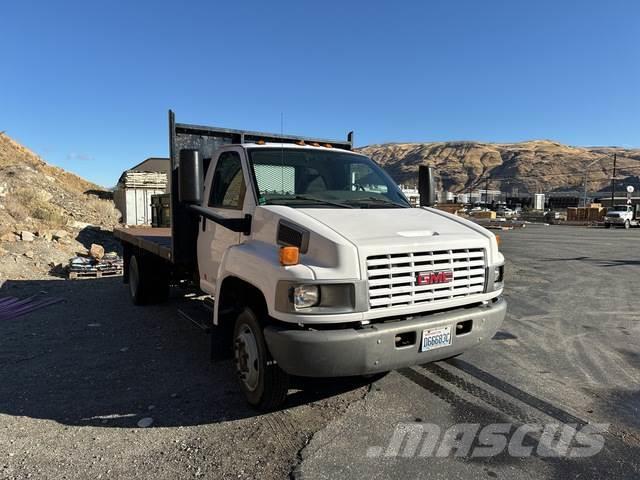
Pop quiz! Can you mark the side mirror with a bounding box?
[418,165,437,207]
[178,149,203,204]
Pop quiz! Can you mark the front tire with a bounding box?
[233,308,289,410]
[624,220,631,229]
[604,223,611,229]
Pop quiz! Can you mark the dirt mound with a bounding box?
[359,140,640,193]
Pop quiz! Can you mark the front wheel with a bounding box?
[604,223,611,229]
[233,308,289,410]
[624,220,631,229]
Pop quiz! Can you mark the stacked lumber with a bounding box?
[473,211,497,219]
[119,171,167,189]
[566,206,606,222]
[435,203,461,214]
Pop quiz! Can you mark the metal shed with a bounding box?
[114,157,169,225]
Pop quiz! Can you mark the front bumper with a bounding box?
[605,217,625,224]
[264,297,507,377]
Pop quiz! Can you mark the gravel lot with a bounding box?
[1,225,639,479]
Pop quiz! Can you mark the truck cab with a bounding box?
[116,112,507,410]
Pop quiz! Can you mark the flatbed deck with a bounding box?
[114,227,172,261]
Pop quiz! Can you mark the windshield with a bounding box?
[248,148,410,208]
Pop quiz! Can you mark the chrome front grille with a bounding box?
[366,248,486,309]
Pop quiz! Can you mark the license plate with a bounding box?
[421,326,452,352]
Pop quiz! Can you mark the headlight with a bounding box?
[276,281,367,314]
[292,285,320,310]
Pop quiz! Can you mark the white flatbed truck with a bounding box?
[603,204,640,229]
[114,111,507,410]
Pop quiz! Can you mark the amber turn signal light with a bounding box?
[279,246,300,266]
[495,234,501,246]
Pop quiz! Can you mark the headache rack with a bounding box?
[171,111,353,153]
[168,110,354,272]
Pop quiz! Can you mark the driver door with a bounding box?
[197,149,249,294]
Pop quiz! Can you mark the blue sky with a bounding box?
[1,0,639,187]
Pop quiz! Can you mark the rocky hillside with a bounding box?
[0,132,120,230]
[359,140,640,194]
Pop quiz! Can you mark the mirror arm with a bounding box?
[189,205,252,235]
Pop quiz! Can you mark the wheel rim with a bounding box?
[234,322,260,391]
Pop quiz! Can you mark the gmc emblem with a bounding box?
[416,270,453,286]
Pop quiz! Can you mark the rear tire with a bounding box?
[128,254,170,305]
[233,307,289,410]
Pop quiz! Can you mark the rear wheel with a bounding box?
[233,307,289,410]
[128,254,170,305]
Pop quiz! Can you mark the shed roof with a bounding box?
[128,157,170,174]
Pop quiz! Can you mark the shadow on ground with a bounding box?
[0,277,368,429]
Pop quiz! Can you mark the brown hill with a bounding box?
[359,140,640,194]
[0,132,120,231]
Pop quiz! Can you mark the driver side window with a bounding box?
[209,152,246,209]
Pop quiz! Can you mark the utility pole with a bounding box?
[483,177,488,204]
[610,153,617,207]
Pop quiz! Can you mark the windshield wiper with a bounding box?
[346,196,410,208]
[266,195,354,209]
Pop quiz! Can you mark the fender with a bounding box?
[213,240,315,325]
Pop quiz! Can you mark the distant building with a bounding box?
[399,185,420,206]
[114,157,170,225]
[599,196,640,208]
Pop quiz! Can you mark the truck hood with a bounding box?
[296,207,492,249]
[253,205,499,280]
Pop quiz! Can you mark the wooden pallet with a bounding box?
[68,269,123,280]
